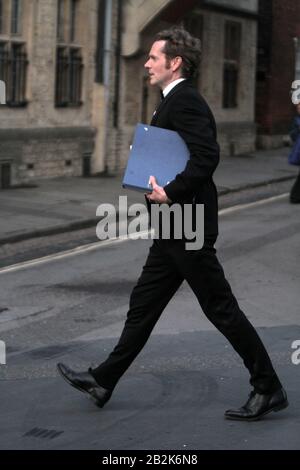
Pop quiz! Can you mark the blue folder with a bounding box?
[122,123,189,192]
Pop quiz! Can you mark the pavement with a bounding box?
[1,325,298,450]
[0,146,297,245]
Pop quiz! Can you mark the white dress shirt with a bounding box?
[162,78,186,98]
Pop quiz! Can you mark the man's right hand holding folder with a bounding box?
[146,175,172,204]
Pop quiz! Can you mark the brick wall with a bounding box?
[256,0,300,146]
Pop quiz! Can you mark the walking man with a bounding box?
[58,28,288,421]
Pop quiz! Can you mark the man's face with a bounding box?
[144,40,173,90]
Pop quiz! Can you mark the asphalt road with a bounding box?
[0,191,299,450]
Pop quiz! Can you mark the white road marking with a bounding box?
[0,193,289,275]
[219,193,289,216]
[0,230,153,275]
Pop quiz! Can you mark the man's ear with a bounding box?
[172,56,183,73]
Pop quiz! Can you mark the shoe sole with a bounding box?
[56,364,107,408]
[225,400,289,422]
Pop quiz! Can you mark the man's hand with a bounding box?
[146,176,172,204]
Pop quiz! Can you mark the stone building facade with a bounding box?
[0,0,113,187]
[1,0,260,186]
[113,0,259,175]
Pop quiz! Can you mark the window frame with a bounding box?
[183,12,203,88]
[57,0,65,42]
[69,0,78,43]
[222,20,241,109]
[55,45,83,107]
[0,39,28,107]
[10,0,22,36]
[55,0,83,107]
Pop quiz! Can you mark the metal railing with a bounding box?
[55,47,83,107]
[0,42,28,106]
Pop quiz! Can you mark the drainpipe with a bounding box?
[110,0,123,173]
[113,0,122,129]
[102,0,112,174]
[99,0,122,174]
[103,0,112,86]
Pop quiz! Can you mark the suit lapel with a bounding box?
[151,79,191,125]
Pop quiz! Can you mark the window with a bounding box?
[0,1,27,106]
[0,41,28,106]
[56,0,83,106]
[57,0,65,41]
[183,13,203,87]
[57,0,79,43]
[1,1,23,36]
[0,0,8,35]
[141,76,149,123]
[184,13,203,41]
[95,0,106,84]
[223,21,241,109]
[70,0,78,43]
[55,46,82,106]
[11,0,21,35]
[0,42,7,83]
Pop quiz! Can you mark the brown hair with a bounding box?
[155,27,201,79]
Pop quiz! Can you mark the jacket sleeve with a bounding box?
[163,93,220,203]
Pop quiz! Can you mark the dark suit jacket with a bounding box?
[150,79,220,238]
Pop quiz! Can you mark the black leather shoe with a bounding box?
[57,363,112,408]
[224,387,288,421]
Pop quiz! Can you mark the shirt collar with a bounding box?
[162,78,186,98]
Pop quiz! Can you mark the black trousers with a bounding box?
[91,238,282,394]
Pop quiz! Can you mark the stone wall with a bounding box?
[0,0,99,185]
[0,127,95,184]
